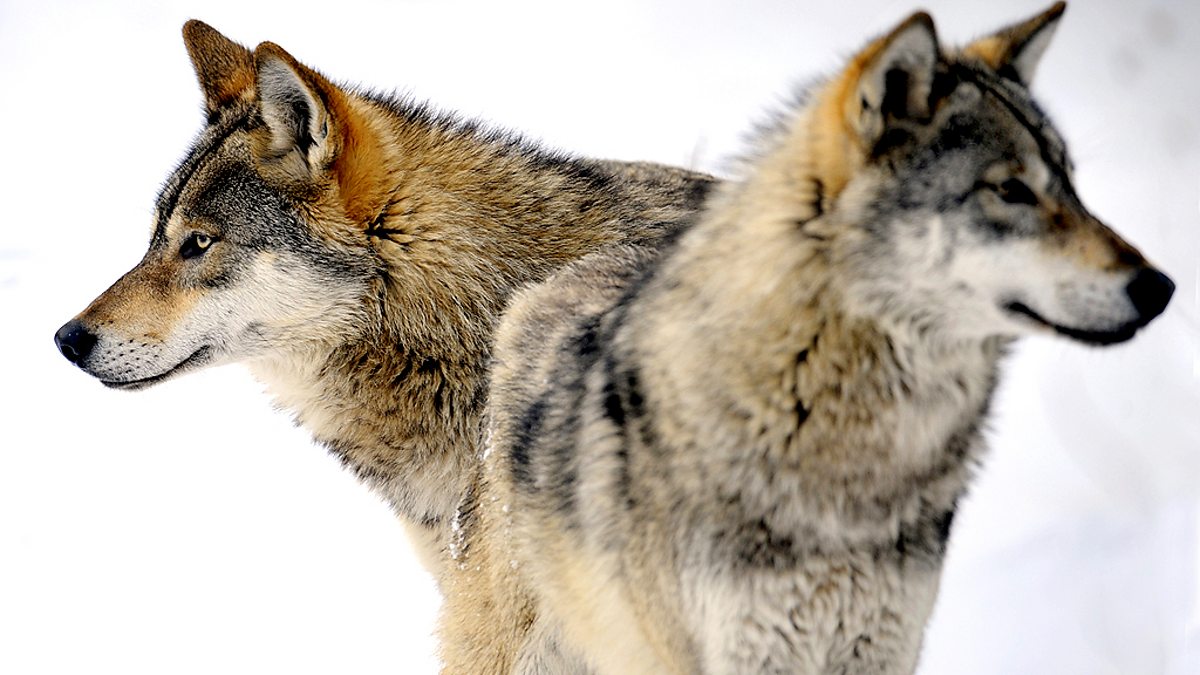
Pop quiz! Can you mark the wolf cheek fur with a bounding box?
[444,3,1175,673]
[53,20,715,575]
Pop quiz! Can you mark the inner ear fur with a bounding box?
[183,20,255,114]
[844,12,940,146]
[252,43,388,226]
[799,12,940,208]
[254,43,333,167]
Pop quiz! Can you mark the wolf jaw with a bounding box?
[99,345,216,391]
[54,21,714,572]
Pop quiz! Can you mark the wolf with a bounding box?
[52,21,713,573]
[443,3,1175,673]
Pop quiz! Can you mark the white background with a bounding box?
[1,1,1197,673]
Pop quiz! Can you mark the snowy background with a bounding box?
[2,0,1197,673]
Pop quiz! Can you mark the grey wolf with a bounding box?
[52,21,713,573]
[443,3,1175,672]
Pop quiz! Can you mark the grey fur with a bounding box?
[444,5,1173,673]
[55,23,714,575]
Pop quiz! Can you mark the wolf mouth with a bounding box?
[1003,301,1140,346]
[100,346,215,391]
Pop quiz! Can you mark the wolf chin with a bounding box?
[442,3,1174,673]
[53,22,713,573]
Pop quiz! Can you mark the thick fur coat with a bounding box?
[55,22,714,572]
[441,4,1174,672]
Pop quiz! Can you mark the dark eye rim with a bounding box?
[180,232,216,260]
[993,178,1039,206]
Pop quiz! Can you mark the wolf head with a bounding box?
[55,22,389,389]
[767,2,1172,345]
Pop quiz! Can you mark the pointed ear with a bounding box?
[253,42,335,172]
[182,20,256,114]
[251,43,388,223]
[962,2,1065,85]
[844,12,940,147]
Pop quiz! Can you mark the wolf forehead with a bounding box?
[947,64,1068,166]
[149,108,315,249]
[884,61,1073,175]
[765,56,1070,168]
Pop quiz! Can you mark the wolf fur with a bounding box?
[53,21,714,573]
[442,3,1175,672]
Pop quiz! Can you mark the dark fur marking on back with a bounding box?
[572,317,601,360]
[509,398,547,489]
[601,371,626,429]
[510,227,693,525]
[534,315,607,520]
[599,354,651,511]
[622,367,646,423]
[536,244,675,521]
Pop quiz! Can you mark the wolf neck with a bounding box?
[639,108,1002,538]
[250,98,683,535]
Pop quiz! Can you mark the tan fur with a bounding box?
[63,22,715,587]
[789,12,939,212]
[439,246,678,674]
[961,2,1066,75]
[439,5,1173,673]
[435,16,928,672]
[1043,214,1146,271]
[78,261,201,341]
[183,20,256,113]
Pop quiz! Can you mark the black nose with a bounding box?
[55,320,97,366]
[1126,268,1175,323]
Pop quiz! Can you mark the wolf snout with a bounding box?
[55,319,97,366]
[1126,267,1175,324]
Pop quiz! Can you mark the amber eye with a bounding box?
[180,232,214,259]
[994,178,1038,206]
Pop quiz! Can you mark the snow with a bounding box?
[1,1,1197,673]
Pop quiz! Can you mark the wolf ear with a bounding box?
[846,12,940,147]
[183,20,256,114]
[253,43,335,173]
[252,43,387,223]
[962,2,1066,85]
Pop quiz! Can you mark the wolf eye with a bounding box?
[180,232,214,259]
[994,178,1038,206]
